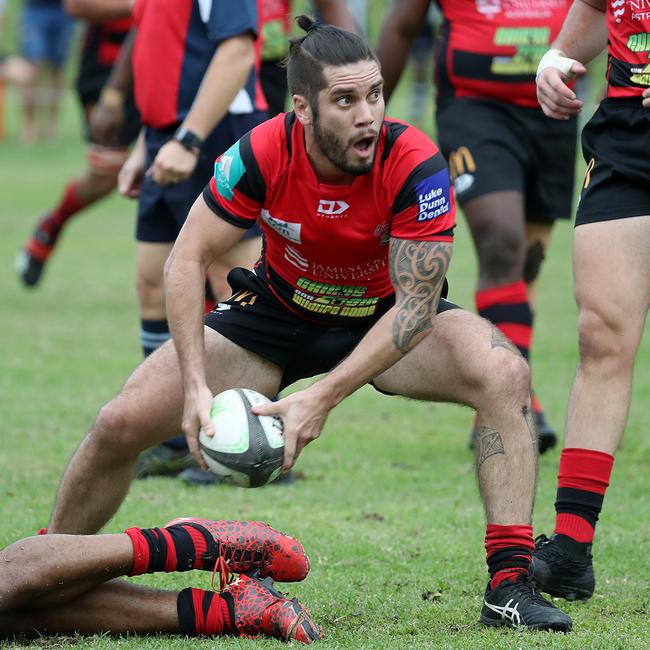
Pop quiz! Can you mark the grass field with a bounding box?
[1,49,649,649]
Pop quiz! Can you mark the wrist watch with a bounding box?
[173,126,203,153]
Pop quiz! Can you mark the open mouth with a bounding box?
[352,135,375,156]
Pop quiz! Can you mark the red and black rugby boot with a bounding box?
[223,572,321,643]
[165,518,310,583]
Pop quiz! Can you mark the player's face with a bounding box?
[312,60,384,176]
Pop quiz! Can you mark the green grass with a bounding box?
[1,56,650,649]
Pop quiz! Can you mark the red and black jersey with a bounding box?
[203,113,456,326]
[435,0,571,108]
[76,17,133,102]
[606,1,650,98]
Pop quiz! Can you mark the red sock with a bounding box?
[177,588,233,636]
[27,181,88,260]
[476,281,533,361]
[485,524,534,589]
[554,448,614,544]
[125,523,211,576]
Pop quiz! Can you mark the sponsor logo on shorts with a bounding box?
[292,278,379,317]
[260,209,302,243]
[416,169,451,222]
[215,141,246,201]
[317,199,349,218]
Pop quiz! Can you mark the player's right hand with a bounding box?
[181,384,214,470]
[536,50,586,120]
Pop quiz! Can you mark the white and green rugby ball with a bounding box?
[199,389,284,487]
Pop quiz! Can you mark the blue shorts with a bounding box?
[136,112,266,243]
[21,4,76,68]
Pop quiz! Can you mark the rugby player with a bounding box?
[532,0,650,601]
[43,17,572,631]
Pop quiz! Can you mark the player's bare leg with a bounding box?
[375,308,537,523]
[464,190,556,452]
[136,242,173,321]
[567,216,650,453]
[0,527,317,641]
[207,236,262,300]
[48,328,283,534]
[375,309,571,630]
[524,221,553,310]
[533,216,650,601]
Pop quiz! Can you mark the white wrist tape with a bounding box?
[536,49,579,80]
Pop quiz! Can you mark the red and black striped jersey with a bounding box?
[435,0,571,107]
[203,113,456,326]
[606,1,650,98]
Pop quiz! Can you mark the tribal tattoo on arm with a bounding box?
[389,238,452,354]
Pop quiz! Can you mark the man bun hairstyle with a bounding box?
[287,15,378,109]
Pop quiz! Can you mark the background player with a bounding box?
[0,518,319,642]
[42,18,571,631]
[532,0,650,601]
[17,8,137,287]
[377,0,577,453]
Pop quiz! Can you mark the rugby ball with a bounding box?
[199,389,284,488]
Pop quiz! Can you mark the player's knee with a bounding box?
[577,308,636,368]
[483,350,530,407]
[91,399,140,457]
[135,271,165,312]
[476,232,522,281]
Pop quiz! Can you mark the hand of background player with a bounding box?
[149,139,199,186]
[118,144,145,198]
[643,88,650,109]
[253,388,332,472]
[536,50,586,120]
[89,100,125,147]
[182,383,215,470]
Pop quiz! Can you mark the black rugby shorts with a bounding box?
[204,267,459,391]
[575,98,650,226]
[436,97,577,222]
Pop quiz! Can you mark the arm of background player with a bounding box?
[536,0,607,119]
[149,32,255,186]
[89,27,135,146]
[255,238,452,471]
[64,0,131,21]
[313,0,359,34]
[376,0,431,103]
[164,196,247,466]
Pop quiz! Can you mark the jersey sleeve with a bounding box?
[384,124,456,242]
[202,128,266,229]
[204,0,258,43]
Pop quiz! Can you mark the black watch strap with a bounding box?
[173,126,203,152]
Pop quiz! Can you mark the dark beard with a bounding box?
[312,112,377,176]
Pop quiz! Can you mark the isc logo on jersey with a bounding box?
[215,141,246,201]
[416,169,451,222]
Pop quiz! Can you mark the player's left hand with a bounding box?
[253,389,333,472]
[643,88,650,109]
[149,139,199,186]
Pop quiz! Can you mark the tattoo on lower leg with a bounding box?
[523,405,538,449]
[476,426,505,469]
[490,328,520,355]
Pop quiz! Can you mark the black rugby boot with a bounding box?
[481,573,572,632]
[532,534,595,601]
